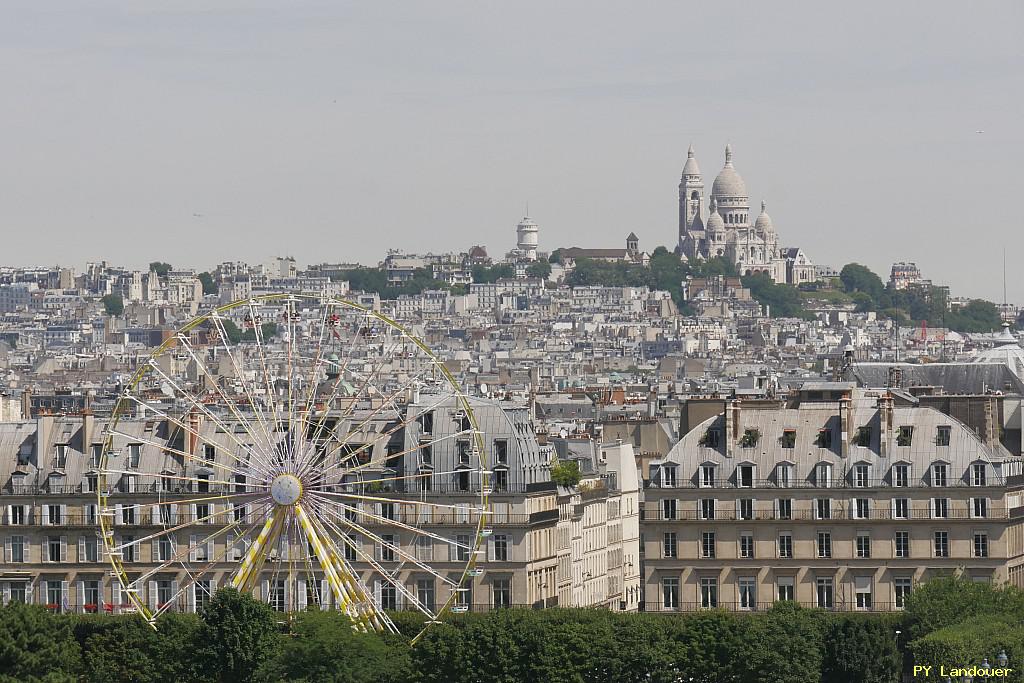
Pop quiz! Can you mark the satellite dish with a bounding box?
[479,383,488,395]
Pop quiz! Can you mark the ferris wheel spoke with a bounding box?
[246,299,285,440]
[139,361,278,476]
[208,310,279,456]
[307,361,439,477]
[313,503,443,618]
[309,487,489,515]
[148,505,276,618]
[114,395,276,481]
[308,492,475,558]
[101,467,266,492]
[319,427,477,487]
[173,332,276,460]
[303,309,372,445]
[109,496,272,552]
[107,428,259,482]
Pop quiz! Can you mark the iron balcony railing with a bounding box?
[641,600,903,613]
[646,478,1006,491]
[641,506,1009,522]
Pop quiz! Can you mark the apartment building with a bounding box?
[643,385,1024,612]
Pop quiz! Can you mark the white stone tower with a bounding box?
[678,144,704,247]
[516,216,539,261]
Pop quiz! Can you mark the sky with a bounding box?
[1,1,1022,302]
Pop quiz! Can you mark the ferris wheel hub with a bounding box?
[270,473,303,505]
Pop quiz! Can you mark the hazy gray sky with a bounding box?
[2,1,1022,301]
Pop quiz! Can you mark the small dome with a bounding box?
[711,144,747,199]
[754,200,774,233]
[681,144,701,176]
[706,198,725,233]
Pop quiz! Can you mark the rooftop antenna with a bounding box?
[1003,247,1007,307]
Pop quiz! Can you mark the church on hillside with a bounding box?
[677,144,815,286]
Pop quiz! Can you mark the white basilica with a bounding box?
[677,144,815,286]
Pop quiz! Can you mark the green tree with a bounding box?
[945,299,1003,333]
[548,248,563,264]
[525,261,552,280]
[840,263,886,302]
[198,272,218,295]
[79,615,158,683]
[741,273,814,319]
[549,458,581,487]
[471,264,515,284]
[219,319,242,344]
[198,588,281,683]
[903,573,1024,640]
[0,602,81,683]
[821,613,901,683]
[241,322,279,342]
[100,293,124,316]
[259,610,411,683]
[149,262,173,277]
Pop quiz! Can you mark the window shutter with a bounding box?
[189,536,198,563]
[186,584,196,613]
[448,538,456,562]
[61,581,69,610]
[42,506,50,526]
[112,581,121,612]
[261,579,270,602]
[394,580,403,610]
[60,505,67,522]
[3,506,9,524]
[206,540,213,563]
[151,505,160,524]
[734,499,742,519]
[5,537,11,563]
[115,504,122,526]
[929,498,935,519]
[78,537,86,563]
[152,538,160,563]
[170,580,178,611]
[675,499,681,520]
[148,581,158,610]
[373,579,381,607]
[170,504,178,524]
[297,578,307,611]
[1,583,9,603]
[209,578,217,594]
[60,536,68,563]
[487,537,495,562]
[77,581,86,612]
[320,579,330,609]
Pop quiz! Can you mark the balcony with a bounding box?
[641,600,902,613]
[641,506,1009,522]
[646,478,1007,491]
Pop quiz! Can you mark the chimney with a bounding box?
[877,393,894,458]
[724,399,741,458]
[35,414,54,466]
[81,410,95,455]
[21,387,32,418]
[838,395,851,459]
[188,410,200,455]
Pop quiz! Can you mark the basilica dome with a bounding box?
[711,144,747,199]
[754,200,774,233]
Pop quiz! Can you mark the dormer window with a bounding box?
[699,429,721,449]
[936,426,951,447]
[897,426,914,447]
[54,444,69,469]
[854,426,871,447]
[91,444,103,468]
[893,464,909,488]
[972,463,987,487]
[127,444,142,468]
[662,465,678,488]
[203,444,216,464]
[932,463,948,487]
[816,429,833,449]
[699,465,716,488]
[737,464,755,488]
[853,464,869,488]
[780,430,796,449]
[815,463,832,488]
[776,463,793,488]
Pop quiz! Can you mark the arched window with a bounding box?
[691,191,699,200]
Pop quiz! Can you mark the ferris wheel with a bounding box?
[97,293,490,641]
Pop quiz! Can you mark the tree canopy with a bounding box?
[100,293,123,316]
[149,262,173,277]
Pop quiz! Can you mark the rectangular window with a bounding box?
[456,440,471,465]
[379,502,395,520]
[776,463,792,488]
[777,577,794,602]
[738,499,753,520]
[934,531,949,558]
[663,532,677,558]
[855,498,870,519]
[856,532,871,558]
[493,439,508,465]
[456,534,471,562]
[932,463,948,487]
[974,532,989,558]
[894,498,909,520]
[738,578,756,609]
[700,577,718,609]
[817,429,833,449]
[128,443,142,468]
[10,535,25,563]
[122,536,137,563]
[380,535,397,563]
[493,578,512,608]
[702,429,721,449]
[739,533,754,559]
[662,499,677,520]
[47,504,62,525]
[894,578,913,608]
[700,465,716,487]
[415,536,431,562]
[420,444,432,465]
[493,534,509,562]
[661,465,678,487]
[815,463,832,488]
[855,578,872,610]
[379,583,397,611]
[83,536,99,562]
[344,535,358,562]
[158,537,173,562]
[778,533,793,558]
[699,499,715,520]
[972,463,987,487]
[817,532,832,558]
[972,498,988,518]
[932,498,948,519]
[936,426,951,447]
[894,464,909,488]
[417,579,435,612]
[9,505,26,525]
[701,532,716,559]
[662,578,679,609]
[738,465,754,488]
[895,531,910,558]
[121,505,137,525]
[781,430,796,449]
[815,499,832,520]
[854,426,871,447]
[91,444,103,468]
[816,578,834,609]
[897,426,914,447]
[853,464,868,488]
[776,498,792,520]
